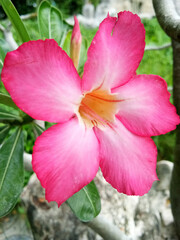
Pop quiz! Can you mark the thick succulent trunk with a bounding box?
[153,0,180,237]
[171,40,180,238]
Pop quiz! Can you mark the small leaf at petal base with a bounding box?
[0,128,24,217]
[0,107,22,122]
[0,93,19,110]
[67,181,101,222]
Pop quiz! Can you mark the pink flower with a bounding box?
[1,12,180,206]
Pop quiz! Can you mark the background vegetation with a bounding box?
[0,0,101,19]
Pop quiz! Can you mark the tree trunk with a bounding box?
[152,0,180,236]
[170,40,180,238]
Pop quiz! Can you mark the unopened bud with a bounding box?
[70,16,82,69]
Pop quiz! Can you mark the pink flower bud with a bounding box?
[70,16,82,69]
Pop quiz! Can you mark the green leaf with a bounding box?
[0,107,22,122]
[38,0,69,46]
[0,0,30,43]
[0,45,5,74]
[38,1,50,39]
[0,128,24,217]
[0,125,10,145]
[50,6,68,46]
[0,45,5,63]
[0,93,19,110]
[0,60,3,69]
[62,30,72,56]
[67,181,101,222]
[78,37,88,75]
[0,45,5,68]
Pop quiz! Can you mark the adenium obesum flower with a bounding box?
[1,12,180,206]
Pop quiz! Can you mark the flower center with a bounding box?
[78,89,119,129]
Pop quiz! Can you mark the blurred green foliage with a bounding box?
[138,18,172,86]
[55,0,83,16]
[0,0,101,19]
[0,0,35,19]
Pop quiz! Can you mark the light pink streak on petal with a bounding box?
[32,118,99,206]
[94,118,158,196]
[113,74,180,136]
[1,39,82,122]
[82,11,145,92]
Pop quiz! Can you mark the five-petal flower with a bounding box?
[1,11,180,206]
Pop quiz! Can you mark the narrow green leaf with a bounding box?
[62,30,72,56]
[38,0,69,46]
[0,45,5,73]
[0,107,22,122]
[0,125,10,144]
[0,59,3,69]
[0,128,24,217]
[0,93,19,110]
[78,37,88,75]
[67,181,101,222]
[0,0,30,43]
[0,45,5,63]
[33,123,44,136]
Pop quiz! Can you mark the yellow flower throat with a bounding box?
[78,89,120,128]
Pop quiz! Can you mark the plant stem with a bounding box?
[153,0,180,237]
[171,39,180,238]
[86,214,132,240]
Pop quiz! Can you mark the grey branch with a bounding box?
[139,13,155,19]
[20,12,37,20]
[0,13,36,51]
[24,121,44,172]
[145,43,171,51]
[0,24,18,50]
[86,214,132,240]
[153,0,180,41]
[24,152,33,171]
[34,120,45,129]
[0,23,5,32]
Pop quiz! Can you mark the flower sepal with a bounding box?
[70,16,82,69]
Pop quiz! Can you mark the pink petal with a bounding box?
[82,11,145,92]
[1,39,82,122]
[94,118,158,196]
[113,74,180,136]
[32,117,99,206]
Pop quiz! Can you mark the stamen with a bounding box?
[88,93,123,103]
[78,89,119,129]
[80,102,107,126]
